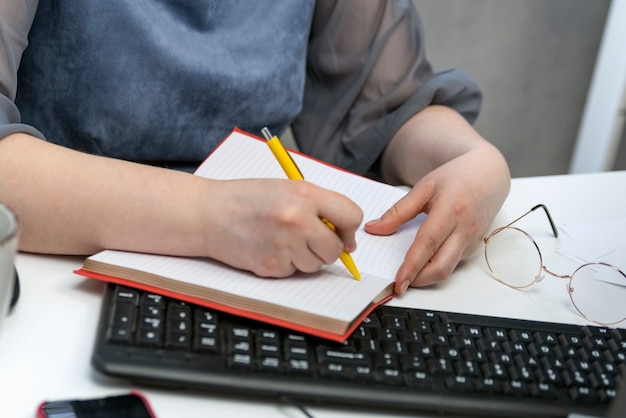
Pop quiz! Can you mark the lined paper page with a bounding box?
[88,250,391,323]
[195,130,423,279]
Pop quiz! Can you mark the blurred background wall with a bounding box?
[413,0,625,177]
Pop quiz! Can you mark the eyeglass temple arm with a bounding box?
[504,203,559,238]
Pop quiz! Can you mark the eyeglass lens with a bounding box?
[485,227,626,325]
[485,227,542,288]
[569,263,626,325]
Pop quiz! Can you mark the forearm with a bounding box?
[0,133,364,279]
[0,133,210,256]
[380,105,508,186]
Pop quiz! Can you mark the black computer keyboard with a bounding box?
[92,283,624,417]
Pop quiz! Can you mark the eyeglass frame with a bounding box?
[482,203,626,326]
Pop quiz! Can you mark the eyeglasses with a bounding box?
[483,204,626,326]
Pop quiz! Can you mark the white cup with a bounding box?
[0,204,19,334]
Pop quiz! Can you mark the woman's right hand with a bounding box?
[200,178,363,277]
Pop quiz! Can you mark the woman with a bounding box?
[0,0,510,294]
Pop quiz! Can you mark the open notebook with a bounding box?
[76,128,424,342]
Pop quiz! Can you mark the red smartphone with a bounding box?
[37,391,157,418]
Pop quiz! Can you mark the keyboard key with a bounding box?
[446,375,475,391]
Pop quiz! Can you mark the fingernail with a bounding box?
[398,280,410,295]
[365,218,381,227]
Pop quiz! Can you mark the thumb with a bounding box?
[364,191,426,236]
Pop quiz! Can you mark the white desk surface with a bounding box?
[1,171,625,418]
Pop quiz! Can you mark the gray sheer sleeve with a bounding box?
[0,0,45,140]
[292,0,482,176]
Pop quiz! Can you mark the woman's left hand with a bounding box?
[364,106,511,294]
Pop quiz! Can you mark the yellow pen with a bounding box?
[261,127,361,281]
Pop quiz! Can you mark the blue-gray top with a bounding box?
[1,0,481,174]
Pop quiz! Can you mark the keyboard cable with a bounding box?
[279,395,315,418]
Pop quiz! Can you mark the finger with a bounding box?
[292,248,326,274]
[257,240,327,277]
[285,214,346,273]
[316,191,363,253]
[254,250,298,278]
[394,209,457,293]
[255,226,331,276]
[403,230,466,289]
[364,186,429,237]
[306,220,345,265]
